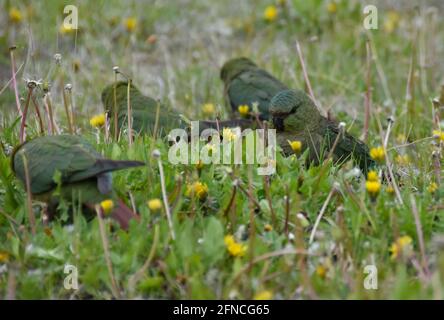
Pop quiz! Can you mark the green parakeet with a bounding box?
[101,80,255,137]
[12,134,144,229]
[101,81,183,136]
[270,89,375,173]
[220,57,288,120]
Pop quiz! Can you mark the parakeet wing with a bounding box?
[227,69,287,119]
[13,135,144,194]
[324,120,375,173]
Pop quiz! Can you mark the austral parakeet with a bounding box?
[101,81,183,137]
[220,57,288,120]
[101,80,254,137]
[270,89,375,173]
[12,135,144,229]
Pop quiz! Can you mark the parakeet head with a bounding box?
[220,57,257,84]
[270,89,314,131]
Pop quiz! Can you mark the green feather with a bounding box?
[220,57,288,120]
[270,90,375,173]
[12,135,144,195]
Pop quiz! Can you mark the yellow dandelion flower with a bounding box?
[224,234,247,257]
[326,1,337,14]
[370,146,385,162]
[0,251,10,263]
[316,265,327,278]
[100,199,114,215]
[223,128,237,142]
[254,290,273,300]
[427,182,438,194]
[395,154,410,166]
[59,24,75,34]
[202,103,215,116]
[147,198,162,212]
[386,185,395,195]
[264,5,278,22]
[367,170,378,182]
[228,242,247,257]
[383,11,401,34]
[288,140,302,153]
[186,181,209,200]
[396,134,406,144]
[196,160,204,170]
[366,180,381,197]
[264,224,273,232]
[238,105,249,117]
[390,235,413,260]
[90,114,106,127]
[9,7,23,23]
[204,143,217,157]
[224,235,235,247]
[432,130,444,142]
[124,17,137,32]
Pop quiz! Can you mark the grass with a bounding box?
[1,0,444,299]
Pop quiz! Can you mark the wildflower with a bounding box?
[238,104,249,117]
[367,170,378,182]
[370,146,385,162]
[366,180,381,198]
[0,251,9,263]
[326,1,337,14]
[124,17,137,32]
[100,199,114,215]
[383,11,401,34]
[264,224,273,232]
[186,181,208,200]
[196,160,204,170]
[264,5,278,22]
[202,103,215,116]
[386,185,395,195]
[59,24,75,34]
[395,154,410,166]
[223,128,237,142]
[204,143,217,157]
[147,198,162,212]
[9,7,22,23]
[44,227,53,237]
[224,235,235,246]
[146,34,157,44]
[224,235,247,257]
[396,134,406,144]
[427,182,438,194]
[254,290,273,300]
[73,59,81,72]
[288,140,302,153]
[433,130,444,142]
[316,265,327,278]
[90,114,106,127]
[389,235,413,260]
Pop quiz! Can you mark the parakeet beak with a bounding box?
[273,115,285,132]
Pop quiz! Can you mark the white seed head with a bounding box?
[54,53,62,64]
[152,149,161,158]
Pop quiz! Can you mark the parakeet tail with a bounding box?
[96,159,145,173]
